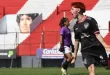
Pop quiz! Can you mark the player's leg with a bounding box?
[61,57,68,75]
[64,45,74,62]
[88,64,95,75]
[61,46,73,75]
[61,53,72,75]
[64,46,73,69]
[82,54,96,75]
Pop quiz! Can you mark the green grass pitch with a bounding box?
[0,67,109,75]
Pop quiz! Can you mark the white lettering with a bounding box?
[0,53,8,55]
[43,49,63,55]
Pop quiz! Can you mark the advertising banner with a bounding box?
[36,48,64,59]
[0,49,16,59]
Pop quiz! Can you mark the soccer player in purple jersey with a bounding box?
[59,17,74,75]
[70,2,110,75]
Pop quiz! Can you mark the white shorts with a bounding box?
[63,46,72,54]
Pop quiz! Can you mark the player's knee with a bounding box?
[88,64,95,75]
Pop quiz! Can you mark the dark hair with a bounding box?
[16,13,39,24]
[71,2,86,13]
[59,17,69,27]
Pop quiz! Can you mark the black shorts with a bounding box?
[82,54,108,68]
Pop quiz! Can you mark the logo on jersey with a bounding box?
[81,33,90,38]
[83,58,87,65]
[75,28,78,30]
[84,23,89,29]
[99,55,103,59]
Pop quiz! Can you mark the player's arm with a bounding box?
[73,24,80,60]
[71,39,79,64]
[95,33,110,51]
[60,34,63,45]
[59,28,65,52]
[60,27,64,46]
[90,17,110,51]
[74,39,79,59]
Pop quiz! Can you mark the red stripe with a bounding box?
[94,31,100,34]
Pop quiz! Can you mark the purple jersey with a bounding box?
[60,26,72,46]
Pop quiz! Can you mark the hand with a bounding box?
[71,57,76,64]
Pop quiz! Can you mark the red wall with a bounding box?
[17,0,99,56]
[0,0,27,18]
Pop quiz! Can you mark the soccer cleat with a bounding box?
[62,73,69,75]
[61,68,67,75]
